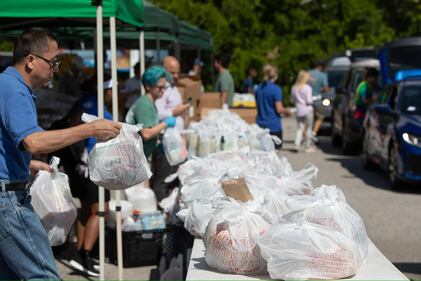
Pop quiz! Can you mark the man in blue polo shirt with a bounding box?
[0,28,121,280]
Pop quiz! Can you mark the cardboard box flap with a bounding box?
[221,177,253,202]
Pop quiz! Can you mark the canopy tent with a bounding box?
[0,1,144,280]
[0,0,143,28]
[179,20,212,50]
[0,0,212,51]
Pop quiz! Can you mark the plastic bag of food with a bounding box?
[204,199,270,275]
[30,157,77,246]
[82,113,152,190]
[283,185,369,261]
[278,163,318,195]
[163,128,189,166]
[258,221,364,280]
[179,199,215,238]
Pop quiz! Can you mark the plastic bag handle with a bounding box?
[49,156,60,172]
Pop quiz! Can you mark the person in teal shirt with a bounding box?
[126,66,176,158]
[354,67,379,127]
[308,60,329,143]
[214,53,235,107]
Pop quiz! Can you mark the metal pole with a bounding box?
[95,3,105,280]
[110,16,123,281]
[156,30,160,64]
[175,40,181,62]
[140,30,145,95]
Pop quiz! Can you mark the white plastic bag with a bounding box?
[124,182,157,213]
[180,199,215,238]
[278,163,318,195]
[203,199,270,275]
[258,221,364,280]
[82,113,152,190]
[162,128,189,166]
[30,157,77,246]
[283,185,369,261]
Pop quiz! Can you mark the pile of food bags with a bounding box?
[175,151,369,279]
[184,109,280,157]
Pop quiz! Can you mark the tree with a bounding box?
[151,0,412,104]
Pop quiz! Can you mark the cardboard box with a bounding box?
[200,92,221,109]
[177,77,202,126]
[229,107,257,124]
[177,77,201,103]
[221,177,253,202]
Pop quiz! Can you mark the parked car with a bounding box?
[362,70,421,187]
[362,37,421,187]
[0,51,12,72]
[345,47,377,62]
[323,56,351,127]
[331,59,380,154]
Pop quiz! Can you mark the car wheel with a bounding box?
[331,130,342,147]
[388,146,401,188]
[362,136,375,170]
[342,135,354,155]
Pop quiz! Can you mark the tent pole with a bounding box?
[175,40,181,62]
[140,29,145,95]
[95,2,105,280]
[110,16,123,281]
[156,30,160,63]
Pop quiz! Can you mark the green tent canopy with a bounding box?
[179,20,212,50]
[0,0,143,28]
[0,0,212,50]
[143,0,178,35]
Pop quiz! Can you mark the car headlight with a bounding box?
[322,98,331,107]
[402,133,421,147]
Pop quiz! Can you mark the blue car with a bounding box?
[362,69,421,187]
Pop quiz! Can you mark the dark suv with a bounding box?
[331,59,380,154]
[324,56,351,127]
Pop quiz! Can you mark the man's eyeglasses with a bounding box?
[31,53,61,71]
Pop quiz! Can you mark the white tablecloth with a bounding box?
[187,239,408,280]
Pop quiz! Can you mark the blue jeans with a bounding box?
[0,189,60,280]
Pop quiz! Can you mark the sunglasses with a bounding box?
[31,53,61,71]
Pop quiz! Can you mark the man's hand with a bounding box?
[30,160,52,176]
[172,103,190,116]
[89,119,122,141]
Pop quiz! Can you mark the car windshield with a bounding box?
[400,83,421,115]
[327,70,348,88]
[389,46,421,80]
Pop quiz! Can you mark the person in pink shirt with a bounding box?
[291,70,315,152]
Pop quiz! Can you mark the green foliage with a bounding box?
[152,0,418,105]
[0,41,14,52]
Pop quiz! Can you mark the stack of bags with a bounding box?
[184,109,279,157]
[175,151,369,280]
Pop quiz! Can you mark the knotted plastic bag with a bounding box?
[162,128,188,166]
[82,113,152,190]
[283,185,369,262]
[258,221,364,280]
[30,157,77,246]
[204,199,270,275]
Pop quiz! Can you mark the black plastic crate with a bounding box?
[105,227,163,268]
